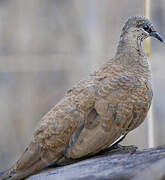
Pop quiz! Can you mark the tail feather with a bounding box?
[0,159,45,180]
[0,142,45,180]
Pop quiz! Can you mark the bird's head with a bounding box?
[121,16,163,43]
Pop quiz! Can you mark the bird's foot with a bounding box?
[111,144,137,154]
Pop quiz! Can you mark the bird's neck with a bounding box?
[114,33,151,80]
[115,32,146,65]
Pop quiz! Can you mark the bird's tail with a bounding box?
[0,142,46,180]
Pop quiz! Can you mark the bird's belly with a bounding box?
[110,88,152,133]
[95,87,152,135]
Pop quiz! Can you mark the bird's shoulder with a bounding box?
[92,59,144,95]
[64,58,148,103]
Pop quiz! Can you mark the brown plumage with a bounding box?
[0,16,163,180]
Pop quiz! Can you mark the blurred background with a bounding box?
[0,0,165,170]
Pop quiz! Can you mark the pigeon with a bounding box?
[0,16,163,180]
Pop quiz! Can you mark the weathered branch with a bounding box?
[27,145,165,180]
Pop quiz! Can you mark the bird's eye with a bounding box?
[143,25,149,31]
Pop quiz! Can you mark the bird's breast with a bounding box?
[95,76,153,134]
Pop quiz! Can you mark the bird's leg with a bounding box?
[107,134,137,154]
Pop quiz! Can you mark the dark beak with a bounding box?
[150,31,163,42]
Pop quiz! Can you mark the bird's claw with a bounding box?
[111,144,138,154]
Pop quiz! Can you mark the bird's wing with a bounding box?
[1,79,98,180]
[64,64,152,159]
[32,77,98,160]
[64,109,123,159]
[33,65,147,161]
[64,72,135,159]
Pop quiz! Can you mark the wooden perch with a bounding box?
[27,145,165,180]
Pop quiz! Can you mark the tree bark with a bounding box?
[26,145,165,180]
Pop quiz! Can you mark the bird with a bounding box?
[0,16,163,180]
